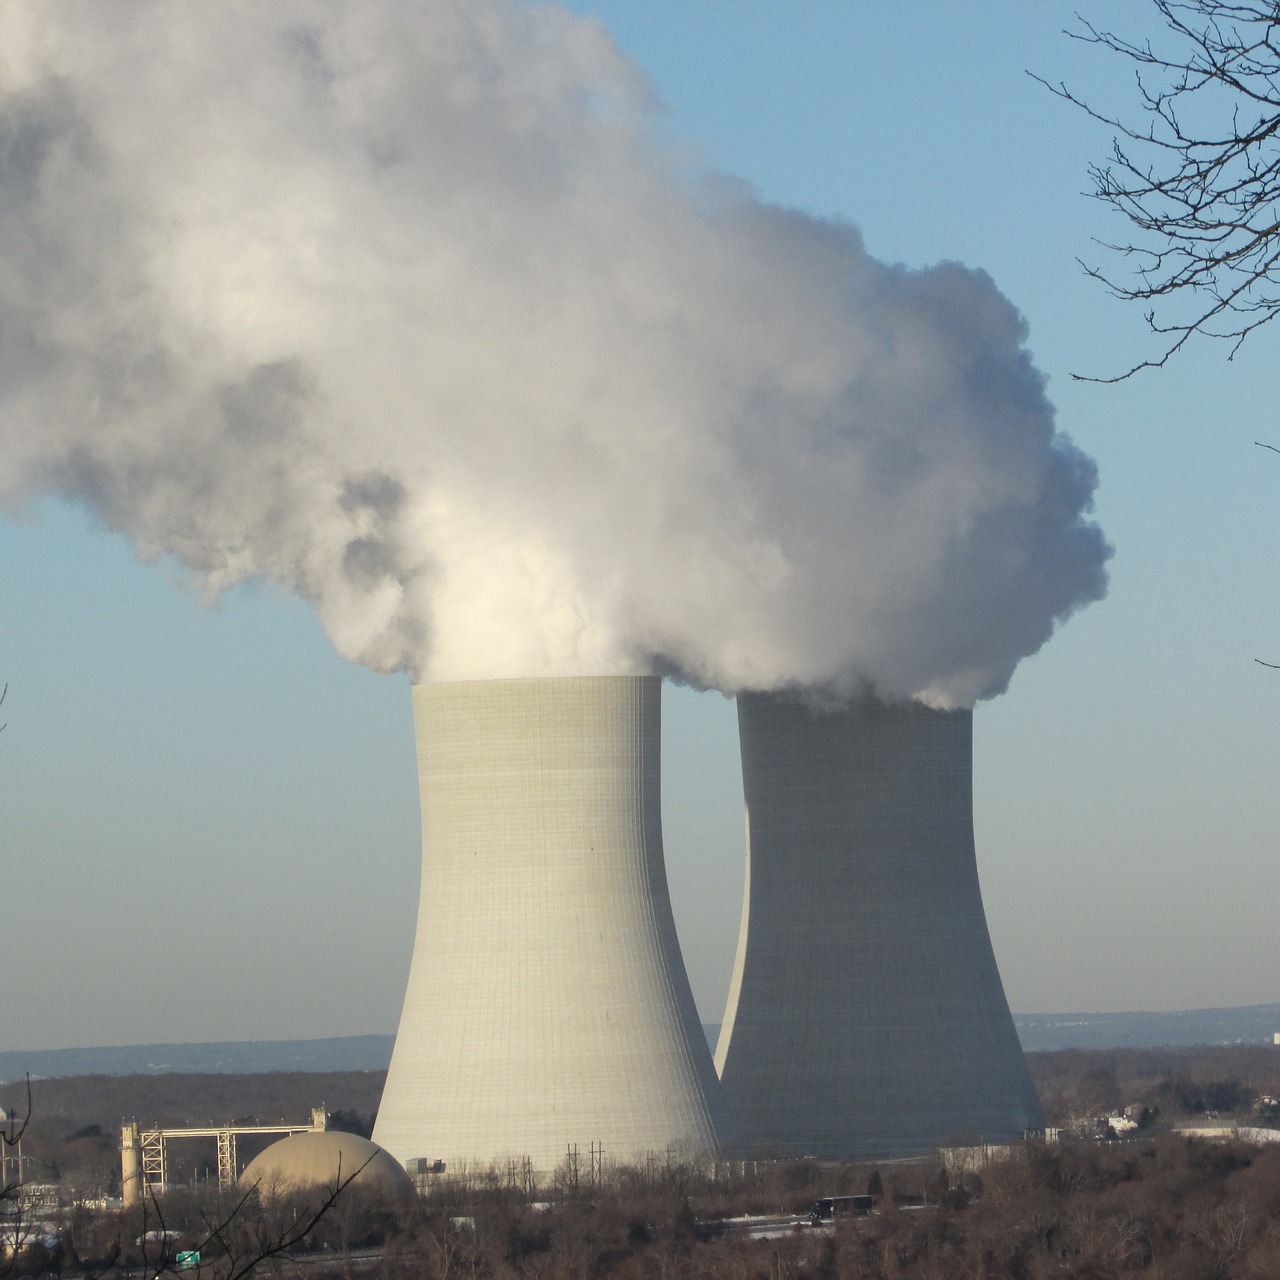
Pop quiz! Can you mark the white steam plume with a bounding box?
[0,1,1108,708]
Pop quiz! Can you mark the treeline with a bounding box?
[417,1139,1280,1278]
[0,1068,386,1128]
[13,1135,1280,1279]
[6,1046,1280,1199]
[1028,1045,1280,1130]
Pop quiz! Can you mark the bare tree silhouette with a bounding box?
[1036,2,1280,379]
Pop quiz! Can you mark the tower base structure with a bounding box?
[715,693,1044,1160]
[373,676,729,1175]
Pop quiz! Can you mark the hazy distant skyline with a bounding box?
[3,1,1278,1051]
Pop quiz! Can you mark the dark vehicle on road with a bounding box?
[810,1195,873,1223]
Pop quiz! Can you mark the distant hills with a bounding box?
[3,1005,1277,1080]
[0,1034,394,1082]
[1013,1004,1280,1052]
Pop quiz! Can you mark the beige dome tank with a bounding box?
[238,1131,412,1197]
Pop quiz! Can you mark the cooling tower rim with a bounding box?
[734,685,971,718]
[409,676,971,716]
[411,673,658,690]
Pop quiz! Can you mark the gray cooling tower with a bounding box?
[373,676,729,1174]
[715,693,1044,1160]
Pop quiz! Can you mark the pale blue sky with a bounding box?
[3,1,1279,1050]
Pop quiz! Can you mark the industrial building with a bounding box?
[120,1110,331,1206]
[239,1131,413,1196]
[715,692,1045,1159]
[372,676,730,1173]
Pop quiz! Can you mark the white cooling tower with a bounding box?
[373,676,729,1174]
[715,693,1044,1160]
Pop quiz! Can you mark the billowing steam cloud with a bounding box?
[0,1,1108,707]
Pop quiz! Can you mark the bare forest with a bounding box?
[4,1047,1280,1278]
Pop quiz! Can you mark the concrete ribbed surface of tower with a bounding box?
[372,675,730,1173]
[715,693,1045,1160]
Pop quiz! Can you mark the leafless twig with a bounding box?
[136,1150,376,1280]
[1034,1,1280,378]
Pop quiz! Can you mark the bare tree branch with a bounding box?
[133,1150,377,1280]
[1,1077,31,1193]
[1035,1,1280,378]
[3,1088,371,1280]
[1,1080,34,1278]
[214,1153,375,1280]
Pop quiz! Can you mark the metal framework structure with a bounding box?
[124,1109,329,1202]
